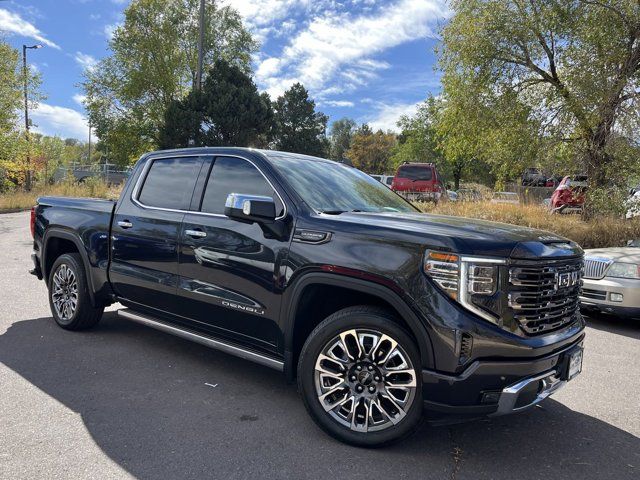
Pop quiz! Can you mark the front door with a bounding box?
[110,155,203,314]
[177,155,291,353]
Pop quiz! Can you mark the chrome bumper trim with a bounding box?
[490,370,565,416]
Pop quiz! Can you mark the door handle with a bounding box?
[117,220,133,229]
[185,229,207,238]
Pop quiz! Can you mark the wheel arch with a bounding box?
[282,272,435,381]
[43,228,97,307]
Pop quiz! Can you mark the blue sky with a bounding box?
[0,0,449,141]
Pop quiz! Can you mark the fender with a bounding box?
[281,271,436,380]
[42,228,101,308]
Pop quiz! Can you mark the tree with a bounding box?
[328,118,357,161]
[0,38,42,190]
[83,0,257,166]
[159,60,273,148]
[273,83,329,157]
[347,126,396,174]
[391,97,443,166]
[439,0,640,189]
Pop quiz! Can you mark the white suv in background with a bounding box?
[369,174,394,188]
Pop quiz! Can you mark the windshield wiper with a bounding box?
[319,209,366,215]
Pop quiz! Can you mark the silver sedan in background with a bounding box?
[580,245,640,319]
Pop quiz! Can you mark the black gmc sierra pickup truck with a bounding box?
[30,147,585,446]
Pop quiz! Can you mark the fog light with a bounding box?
[481,391,501,404]
[610,293,624,302]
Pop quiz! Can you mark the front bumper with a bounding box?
[422,335,584,417]
[580,277,640,318]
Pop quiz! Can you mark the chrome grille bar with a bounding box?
[582,257,612,279]
[508,258,583,335]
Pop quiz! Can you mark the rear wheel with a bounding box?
[298,306,423,447]
[48,253,103,330]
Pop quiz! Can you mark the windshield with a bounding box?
[268,153,417,214]
[396,165,433,181]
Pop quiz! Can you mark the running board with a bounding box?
[117,309,284,371]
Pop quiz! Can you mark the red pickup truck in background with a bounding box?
[391,162,446,203]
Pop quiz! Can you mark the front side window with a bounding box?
[268,153,417,214]
[201,156,284,215]
[138,157,201,210]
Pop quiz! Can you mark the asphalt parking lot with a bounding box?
[0,210,638,479]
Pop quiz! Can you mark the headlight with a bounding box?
[606,262,640,279]
[424,250,505,325]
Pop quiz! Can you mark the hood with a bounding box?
[321,211,582,259]
[584,247,640,263]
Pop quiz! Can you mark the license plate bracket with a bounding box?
[559,345,583,381]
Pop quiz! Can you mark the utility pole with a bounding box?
[22,44,42,191]
[88,119,92,164]
[196,0,205,90]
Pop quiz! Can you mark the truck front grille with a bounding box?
[583,257,612,279]
[508,258,583,335]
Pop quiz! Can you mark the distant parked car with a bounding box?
[391,162,445,202]
[457,188,482,202]
[369,174,394,189]
[625,189,640,219]
[550,175,588,214]
[581,246,640,319]
[491,192,519,205]
[521,168,546,186]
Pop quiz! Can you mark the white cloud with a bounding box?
[255,0,448,97]
[72,94,87,106]
[224,0,307,29]
[322,100,355,107]
[0,8,60,49]
[366,101,420,132]
[74,52,98,72]
[31,103,95,141]
[104,22,121,40]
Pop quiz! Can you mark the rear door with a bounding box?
[110,155,204,314]
[176,155,290,353]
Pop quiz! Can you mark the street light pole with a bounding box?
[22,44,42,191]
[195,0,205,90]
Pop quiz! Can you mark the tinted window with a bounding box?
[138,157,201,209]
[268,153,416,214]
[397,165,433,181]
[201,156,284,215]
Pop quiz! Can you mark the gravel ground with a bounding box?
[0,210,638,480]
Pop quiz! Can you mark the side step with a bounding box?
[117,309,284,371]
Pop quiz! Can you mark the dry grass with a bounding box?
[418,200,640,249]
[0,179,124,212]
[3,181,638,249]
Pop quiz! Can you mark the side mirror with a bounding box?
[224,193,276,223]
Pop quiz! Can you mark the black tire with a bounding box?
[297,305,423,447]
[47,253,103,330]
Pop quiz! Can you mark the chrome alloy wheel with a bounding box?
[314,329,417,433]
[51,264,78,321]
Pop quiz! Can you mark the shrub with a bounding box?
[0,180,123,212]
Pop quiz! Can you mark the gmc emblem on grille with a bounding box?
[555,271,579,290]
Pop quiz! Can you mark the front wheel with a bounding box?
[298,306,423,447]
[47,253,103,330]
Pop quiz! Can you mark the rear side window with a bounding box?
[138,157,201,210]
[396,165,433,181]
[200,156,284,215]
